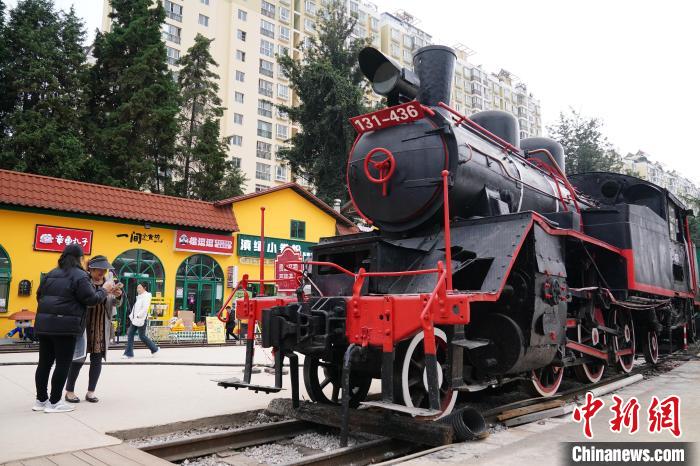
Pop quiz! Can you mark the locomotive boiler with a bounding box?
[220,44,699,430]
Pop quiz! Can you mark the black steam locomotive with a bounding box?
[225,45,698,421]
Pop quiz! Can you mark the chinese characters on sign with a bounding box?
[275,247,304,293]
[116,231,163,244]
[34,225,93,254]
[573,392,681,439]
[236,233,313,260]
[174,230,234,255]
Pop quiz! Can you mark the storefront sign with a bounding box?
[226,266,238,288]
[34,225,93,254]
[237,233,314,260]
[275,247,304,292]
[174,230,234,255]
[116,231,163,244]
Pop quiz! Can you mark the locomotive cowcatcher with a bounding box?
[217,45,699,432]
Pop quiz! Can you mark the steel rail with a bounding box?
[140,419,312,462]
[284,438,414,466]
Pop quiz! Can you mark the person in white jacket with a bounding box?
[121,283,159,358]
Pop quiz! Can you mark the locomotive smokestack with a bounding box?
[413,45,456,106]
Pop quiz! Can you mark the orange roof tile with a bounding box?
[216,183,356,229]
[0,169,238,232]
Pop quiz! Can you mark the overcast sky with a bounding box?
[7,0,700,182]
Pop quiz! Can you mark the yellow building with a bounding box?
[0,170,354,336]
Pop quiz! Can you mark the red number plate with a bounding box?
[350,101,425,134]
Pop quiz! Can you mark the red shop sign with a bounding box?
[174,230,234,255]
[275,246,303,293]
[34,225,93,254]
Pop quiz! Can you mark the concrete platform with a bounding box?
[0,345,307,464]
[398,360,700,466]
[3,444,172,466]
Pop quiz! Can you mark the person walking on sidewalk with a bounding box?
[122,283,159,358]
[64,256,122,404]
[33,244,115,413]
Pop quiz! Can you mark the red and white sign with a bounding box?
[34,225,93,254]
[174,230,234,255]
[350,101,425,134]
[275,246,303,293]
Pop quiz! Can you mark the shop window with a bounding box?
[290,220,306,240]
[0,245,10,313]
[112,249,165,335]
[175,254,223,321]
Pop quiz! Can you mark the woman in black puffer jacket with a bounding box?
[33,244,115,413]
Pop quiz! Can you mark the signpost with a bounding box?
[275,246,303,294]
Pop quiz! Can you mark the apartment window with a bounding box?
[258,99,273,118]
[256,162,271,181]
[349,1,359,14]
[234,91,244,103]
[305,0,316,15]
[279,25,290,41]
[233,113,244,125]
[261,0,275,19]
[235,70,245,82]
[353,24,366,38]
[260,19,275,38]
[162,23,181,44]
[238,9,247,21]
[304,19,315,32]
[279,6,290,22]
[229,135,243,146]
[260,39,274,57]
[255,184,269,192]
[257,120,273,139]
[276,107,288,120]
[277,83,289,100]
[201,0,209,4]
[259,59,274,77]
[276,165,288,181]
[256,141,272,159]
[290,220,305,240]
[237,29,246,41]
[472,96,482,109]
[390,44,400,57]
[402,49,412,62]
[236,50,245,62]
[277,45,290,57]
[231,157,242,169]
[403,35,413,49]
[166,46,180,65]
[258,79,273,97]
[390,28,400,41]
[164,0,182,22]
[276,124,289,140]
[370,17,379,30]
[198,14,209,26]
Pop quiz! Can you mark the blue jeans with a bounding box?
[123,324,159,357]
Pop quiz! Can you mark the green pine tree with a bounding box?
[0,0,11,140]
[0,0,88,179]
[175,33,224,197]
[277,0,369,203]
[547,109,622,174]
[86,0,178,193]
[189,118,246,201]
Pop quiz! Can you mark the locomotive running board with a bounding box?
[217,377,284,394]
[360,400,441,417]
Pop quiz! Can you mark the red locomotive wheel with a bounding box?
[573,307,607,384]
[394,328,457,418]
[525,363,564,397]
[612,308,636,373]
[642,329,659,365]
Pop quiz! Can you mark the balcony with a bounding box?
[166,57,178,65]
[162,32,180,44]
[166,11,182,22]
[259,88,273,97]
[257,129,272,138]
[259,67,273,78]
[261,28,274,39]
[256,149,271,159]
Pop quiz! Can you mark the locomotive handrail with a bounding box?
[527,148,583,220]
[437,101,520,154]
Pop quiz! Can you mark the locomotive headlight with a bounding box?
[359,47,419,105]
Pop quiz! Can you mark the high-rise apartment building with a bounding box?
[623,151,699,201]
[101,0,542,193]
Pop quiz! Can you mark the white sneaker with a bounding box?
[151,348,159,357]
[32,399,47,411]
[44,400,75,413]
[121,354,133,359]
